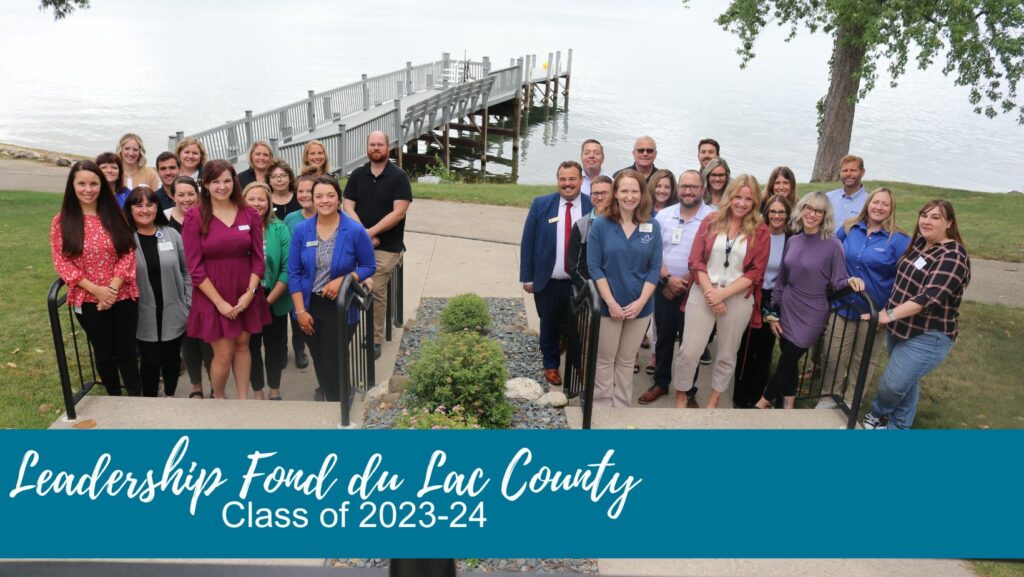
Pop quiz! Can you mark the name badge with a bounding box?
[305,240,319,248]
[157,242,175,252]
[238,225,250,231]
[639,223,653,233]
[913,256,928,270]
[548,216,561,224]
[671,228,682,244]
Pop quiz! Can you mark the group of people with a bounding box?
[522,137,971,429]
[50,131,411,403]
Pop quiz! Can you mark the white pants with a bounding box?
[594,315,650,407]
[672,289,754,393]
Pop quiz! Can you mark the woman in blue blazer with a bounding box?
[289,176,376,402]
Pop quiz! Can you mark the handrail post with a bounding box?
[243,110,254,149]
[307,89,316,132]
[337,277,353,428]
[582,280,600,430]
[405,61,413,95]
[337,123,348,176]
[48,280,77,421]
[361,74,370,111]
[393,98,403,166]
[846,292,878,429]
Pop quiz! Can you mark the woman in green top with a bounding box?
[243,182,293,400]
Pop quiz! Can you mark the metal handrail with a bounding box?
[795,289,878,429]
[385,254,404,343]
[47,279,98,420]
[335,274,375,428]
[564,279,601,430]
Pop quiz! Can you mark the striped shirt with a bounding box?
[887,237,971,340]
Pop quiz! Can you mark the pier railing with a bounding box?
[47,279,98,420]
[335,275,376,428]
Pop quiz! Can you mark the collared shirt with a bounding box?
[613,163,658,182]
[343,160,413,253]
[836,221,911,318]
[552,196,583,280]
[887,237,971,340]
[581,171,610,196]
[654,202,712,278]
[826,186,867,224]
[587,216,663,317]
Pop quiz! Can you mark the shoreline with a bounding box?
[0,142,89,167]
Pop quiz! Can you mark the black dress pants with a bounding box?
[76,300,141,396]
[138,336,183,397]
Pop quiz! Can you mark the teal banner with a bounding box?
[0,430,1020,558]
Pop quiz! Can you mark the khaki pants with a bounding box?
[672,290,753,394]
[594,315,650,408]
[370,250,402,342]
[820,314,883,405]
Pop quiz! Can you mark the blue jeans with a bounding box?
[869,331,954,429]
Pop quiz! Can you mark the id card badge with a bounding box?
[548,216,561,224]
[671,228,682,244]
[913,256,928,270]
[305,240,319,248]
[157,241,175,252]
[639,223,653,233]
[238,225,251,231]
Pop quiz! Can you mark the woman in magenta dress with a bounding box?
[182,159,271,399]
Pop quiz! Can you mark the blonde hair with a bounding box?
[175,137,208,169]
[301,140,332,176]
[242,181,275,228]
[843,187,903,237]
[117,133,148,167]
[791,191,836,239]
[712,174,762,240]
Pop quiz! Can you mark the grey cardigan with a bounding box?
[133,226,192,342]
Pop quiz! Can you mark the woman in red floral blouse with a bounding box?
[50,161,141,396]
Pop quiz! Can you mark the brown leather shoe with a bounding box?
[638,385,668,404]
[544,369,562,386]
[687,396,700,409]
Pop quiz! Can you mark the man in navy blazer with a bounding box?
[520,161,593,385]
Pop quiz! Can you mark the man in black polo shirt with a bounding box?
[343,130,412,359]
[153,151,180,210]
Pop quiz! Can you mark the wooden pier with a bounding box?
[172,50,572,177]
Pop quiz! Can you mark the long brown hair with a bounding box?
[604,170,651,224]
[197,159,241,237]
[904,199,969,260]
[59,161,133,257]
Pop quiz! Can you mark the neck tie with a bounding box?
[563,201,573,274]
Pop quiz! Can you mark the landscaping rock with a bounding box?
[363,382,389,406]
[389,374,409,393]
[536,391,568,408]
[56,158,72,167]
[417,175,441,184]
[505,377,544,400]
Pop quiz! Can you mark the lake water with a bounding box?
[0,0,1021,192]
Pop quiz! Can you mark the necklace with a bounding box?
[724,233,738,268]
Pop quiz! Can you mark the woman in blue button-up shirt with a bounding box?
[818,187,910,409]
[587,170,662,407]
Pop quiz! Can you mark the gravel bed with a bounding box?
[347,299,590,574]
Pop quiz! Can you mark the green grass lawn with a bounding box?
[973,561,1024,577]
[411,180,1024,262]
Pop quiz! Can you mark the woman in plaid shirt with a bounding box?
[862,200,971,429]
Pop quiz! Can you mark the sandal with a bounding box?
[633,363,640,374]
[645,365,655,375]
[188,390,203,399]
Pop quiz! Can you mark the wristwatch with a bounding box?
[886,307,895,321]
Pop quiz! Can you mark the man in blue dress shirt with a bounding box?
[826,154,868,224]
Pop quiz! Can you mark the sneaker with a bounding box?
[815,398,839,410]
[862,413,883,429]
[699,347,712,365]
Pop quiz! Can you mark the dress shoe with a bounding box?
[544,369,562,386]
[687,396,700,409]
[295,350,309,369]
[638,385,668,404]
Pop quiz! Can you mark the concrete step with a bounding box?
[566,406,850,429]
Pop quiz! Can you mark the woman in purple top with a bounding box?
[755,191,863,409]
[182,159,272,400]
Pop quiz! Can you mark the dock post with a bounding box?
[243,110,254,149]
[338,124,347,176]
[554,51,562,105]
[362,74,370,111]
[480,106,489,165]
[545,52,554,106]
[443,124,451,169]
[513,57,524,152]
[307,90,316,132]
[393,98,403,167]
[564,48,573,100]
[406,61,413,95]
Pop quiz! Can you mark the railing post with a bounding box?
[48,281,77,421]
[516,57,524,86]
[168,132,183,151]
[393,98,403,166]
[555,50,562,76]
[482,56,491,75]
[426,72,434,88]
[322,96,333,121]
[361,74,370,111]
[269,138,279,157]
[226,124,240,163]
[278,110,291,139]
[441,52,450,88]
[546,52,554,80]
[243,110,254,149]
[567,48,573,73]
[338,123,348,175]
[406,61,413,95]
[307,89,316,132]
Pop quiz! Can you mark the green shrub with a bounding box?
[407,331,512,428]
[393,404,481,430]
[440,293,491,334]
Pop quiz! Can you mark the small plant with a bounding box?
[425,154,461,183]
[440,293,491,334]
[393,404,481,430]
[407,331,512,428]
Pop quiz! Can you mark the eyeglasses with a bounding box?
[634,148,656,154]
[802,206,826,216]
[767,210,788,216]
[270,173,289,180]
[679,184,702,191]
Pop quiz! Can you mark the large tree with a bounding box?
[39,0,89,20]
[713,1,1024,181]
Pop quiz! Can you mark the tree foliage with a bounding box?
[714,0,1024,124]
[39,0,90,20]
